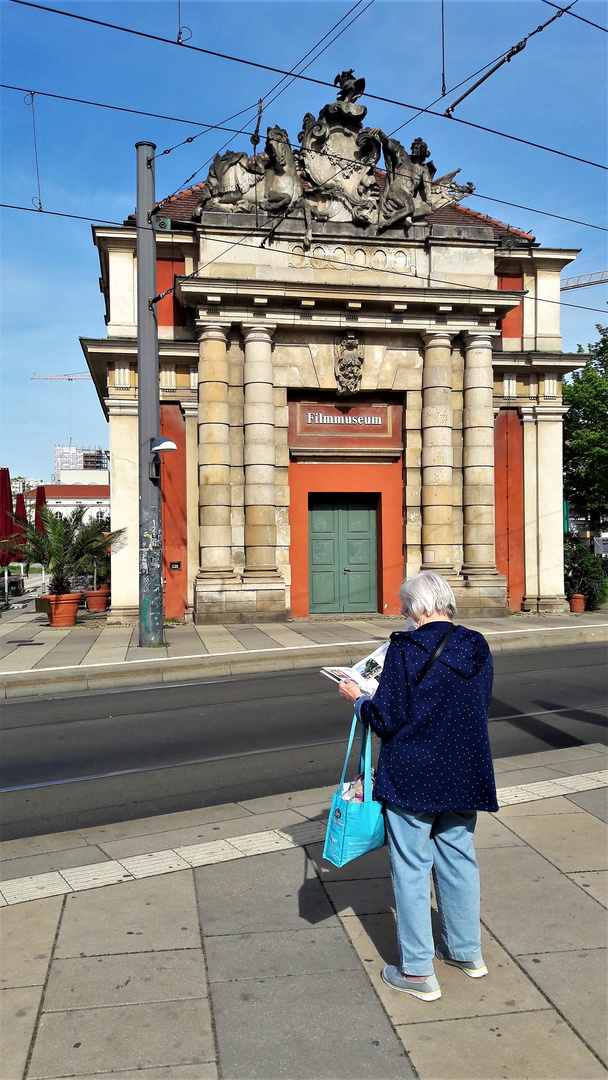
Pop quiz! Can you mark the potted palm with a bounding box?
[15,506,125,627]
[82,520,112,612]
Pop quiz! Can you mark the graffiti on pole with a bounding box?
[139,504,162,641]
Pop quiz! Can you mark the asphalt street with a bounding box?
[1,643,606,839]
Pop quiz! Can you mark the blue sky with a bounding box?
[1,0,606,481]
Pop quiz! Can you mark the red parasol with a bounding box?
[34,485,47,533]
[11,493,27,563]
[0,468,13,569]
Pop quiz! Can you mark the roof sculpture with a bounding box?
[191,71,476,246]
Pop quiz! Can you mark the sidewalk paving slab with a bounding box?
[0,895,63,989]
[477,845,606,954]
[566,870,607,907]
[399,1011,607,1080]
[27,998,215,1079]
[497,808,608,872]
[1,745,606,1079]
[518,948,607,1063]
[566,787,608,821]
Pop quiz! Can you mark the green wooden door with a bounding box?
[308,496,377,613]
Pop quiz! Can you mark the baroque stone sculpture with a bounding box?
[193,126,302,218]
[335,333,364,395]
[192,71,474,240]
[373,132,475,231]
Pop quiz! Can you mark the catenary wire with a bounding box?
[540,0,608,32]
[152,0,371,159]
[444,1,580,117]
[468,193,607,233]
[154,0,374,203]
[24,91,43,210]
[2,199,606,316]
[3,82,606,235]
[1,83,265,136]
[7,0,607,171]
[261,0,374,111]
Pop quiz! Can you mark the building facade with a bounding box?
[52,444,109,482]
[82,75,584,623]
[25,482,110,524]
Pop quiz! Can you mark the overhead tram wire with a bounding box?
[24,90,43,210]
[1,83,264,136]
[1,201,605,318]
[541,0,608,33]
[153,0,374,187]
[2,86,606,234]
[7,0,607,172]
[444,1,580,117]
[153,0,373,159]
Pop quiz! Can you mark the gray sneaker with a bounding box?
[381,966,441,1000]
[435,943,488,978]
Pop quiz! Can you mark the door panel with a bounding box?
[309,496,377,613]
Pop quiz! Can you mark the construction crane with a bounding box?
[30,372,93,445]
[560,271,608,291]
[30,372,92,380]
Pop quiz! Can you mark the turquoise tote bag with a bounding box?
[323,714,386,868]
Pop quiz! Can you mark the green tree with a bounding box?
[563,324,608,530]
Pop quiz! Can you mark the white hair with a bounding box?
[399,571,457,620]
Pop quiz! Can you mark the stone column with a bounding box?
[196,323,236,578]
[242,324,280,575]
[536,406,569,612]
[420,331,457,574]
[520,406,539,611]
[459,331,507,613]
[240,324,287,618]
[461,331,499,574]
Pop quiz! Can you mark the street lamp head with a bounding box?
[150,437,177,453]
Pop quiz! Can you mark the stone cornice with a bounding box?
[491,351,587,373]
[176,276,521,316]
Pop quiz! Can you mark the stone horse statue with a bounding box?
[193,126,301,218]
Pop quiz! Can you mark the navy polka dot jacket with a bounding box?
[355,622,499,813]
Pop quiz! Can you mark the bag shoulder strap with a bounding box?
[415,623,456,685]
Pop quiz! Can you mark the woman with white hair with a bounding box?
[338,570,498,1002]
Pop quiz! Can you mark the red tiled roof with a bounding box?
[151,173,534,241]
[25,486,110,498]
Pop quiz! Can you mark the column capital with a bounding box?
[241,323,277,343]
[461,329,499,349]
[421,329,454,348]
[196,322,231,341]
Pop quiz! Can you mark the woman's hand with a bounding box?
[339,679,363,704]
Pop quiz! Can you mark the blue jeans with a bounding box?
[385,803,482,976]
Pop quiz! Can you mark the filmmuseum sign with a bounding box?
[288,402,403,455]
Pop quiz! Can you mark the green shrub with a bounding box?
[564,532,608,610]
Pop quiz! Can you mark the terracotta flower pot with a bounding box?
[96,583,111,594]
[42,593,82,627]
[83,589,109,613]
[568,594,586,613]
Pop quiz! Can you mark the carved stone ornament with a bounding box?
[335,333,364,395]
[193,126,302,218]
[192,71,474,240]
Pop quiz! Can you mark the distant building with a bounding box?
[58,469,109,486]
[11,476,43,496]
[52,444,109,482]
[25,483,110,524]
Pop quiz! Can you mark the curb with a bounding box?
[1,623,607,700]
